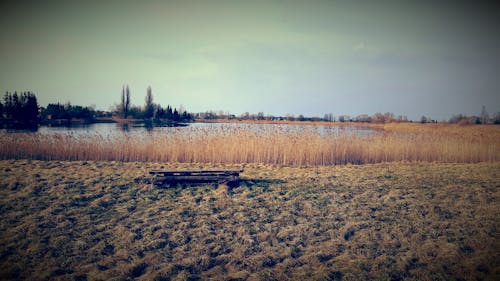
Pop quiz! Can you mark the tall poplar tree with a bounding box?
[121,85,131,118]
[144,86,154,119]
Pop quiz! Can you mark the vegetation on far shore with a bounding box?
[0,160,498,280]
[0,87,193,129]
[1,88,499,130]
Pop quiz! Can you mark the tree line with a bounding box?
[0,86,193,129]
[117,85,192,122]
[0,92,39,128]
[41,103,101,124]
[1,89,498,129]
[196,108,500,124]
[0,92,108,128]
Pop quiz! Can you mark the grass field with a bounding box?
[0,160,498,280]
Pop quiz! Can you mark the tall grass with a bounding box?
[0,124,498,165]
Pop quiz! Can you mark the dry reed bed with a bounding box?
[0,124,499,165]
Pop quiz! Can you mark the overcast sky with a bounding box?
[1,0,499,120]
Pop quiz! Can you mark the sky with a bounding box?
[0,0,499,121]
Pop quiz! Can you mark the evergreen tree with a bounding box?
[155,105,165,120]
[166,105,173,120]
[2,92,14,120]
[173,108,179,121]
[1,91,39,126]
[19,92,39,124]
[11,92,19,120]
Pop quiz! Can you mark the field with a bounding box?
[0,160,499,280]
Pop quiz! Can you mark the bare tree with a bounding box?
[481,105,489,124]
[494,112,500,124]
[323,113,334,122]
[179,105,186,115]
[125,85,131,118]
[121,86,126,118]
[120,85,131,118]
[144,86,154,119]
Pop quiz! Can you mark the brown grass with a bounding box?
[0,160,498,280]
[0,123,499,165]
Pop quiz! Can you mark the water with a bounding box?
[2,122,377,137]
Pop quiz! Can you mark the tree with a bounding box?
[144,86,154,119]
[384,112,395,123]
[179,105,186,115]
[121,86,126,118]
[20,92,39,124]
[121,86,125,117]
[371,112,395,123]
[166,105,173,120]
[43,103,67,119]
[42,102,95,122]
[67,105,94,120]
[1,91,38,126]
[449,114,464,124]
[2,93,9,120]
[121,85,131,118]
[481,105,489,124]
[128,105,143,119]
[323,113,334,122]
[493,112,500,124]
[355,114,371,122]
[173,108,180,121]
[154,105,165,120]
[126,86,131,118]
[10,92,20,120]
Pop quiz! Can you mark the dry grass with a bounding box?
[0,160,498,280]
[1,123,499,165]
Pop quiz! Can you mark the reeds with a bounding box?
[1,124,498,165]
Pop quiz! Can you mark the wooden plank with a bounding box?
[149,170,242,176]
[150,169,243,187]
[154,176,232,183]
[150,169,242,174]
[151,172,240,176]
[153,176,239,186]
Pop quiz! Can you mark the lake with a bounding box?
[21,122,378,137]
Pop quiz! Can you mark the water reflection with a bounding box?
[0,125,39,133]
[119,123,130,132]
[144,121,154,133]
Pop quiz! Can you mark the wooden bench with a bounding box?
[149,169,243,187]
